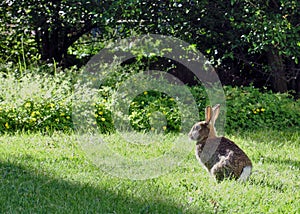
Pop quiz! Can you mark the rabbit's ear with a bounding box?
[212,104,220,121]
[205,106,212,124]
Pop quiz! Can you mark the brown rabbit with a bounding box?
[188,104,252,182]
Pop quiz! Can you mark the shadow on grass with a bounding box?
[0,160,185,213]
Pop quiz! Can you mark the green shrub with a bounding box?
[0,64,299,134]
[224,85,300,132]
[189,85,209,119]
[0,66,114,133]
[94,102,115,134]
[93,60,201,133]
[128,91,181,133]
[0,68,72,133]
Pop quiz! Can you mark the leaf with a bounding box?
[205,49,211,54]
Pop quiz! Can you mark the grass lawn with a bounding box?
[0,130,299,213]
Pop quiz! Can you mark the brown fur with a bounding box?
[195,136,252,181]
[189,105,252,181]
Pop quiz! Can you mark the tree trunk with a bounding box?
[266,48,288,93]
[290,61,300,98]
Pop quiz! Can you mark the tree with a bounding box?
[1,0,299,95]
[225,0,300,93]
[1,0,124,65]
[120,0,300,94]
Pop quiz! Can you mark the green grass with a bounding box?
[0,130,299,213]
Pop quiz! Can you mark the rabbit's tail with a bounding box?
[238,166,252,182]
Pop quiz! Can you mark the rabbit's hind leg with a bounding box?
[210,156,233,181]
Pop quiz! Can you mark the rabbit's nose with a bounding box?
[188,131,195,140]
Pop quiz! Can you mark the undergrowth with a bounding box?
[0,64,299,134]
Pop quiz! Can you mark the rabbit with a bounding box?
[188,104,252,182]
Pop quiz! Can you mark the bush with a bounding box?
[0,64,299,134]
[105,68,201,133]
[128,91,181,132]
[0,67,72,133]
[224,85,300,132]
[0,65,114,133]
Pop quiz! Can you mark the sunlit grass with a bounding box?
[0,130,299,213]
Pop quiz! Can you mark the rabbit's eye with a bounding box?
[195,124,201,130]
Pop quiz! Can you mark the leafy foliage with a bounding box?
[224,85,300,132]
[0,64,299,134]
[0,0,122,64]
[128,91,182,133]
[0,67,73,133]
[1,0,299,94]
